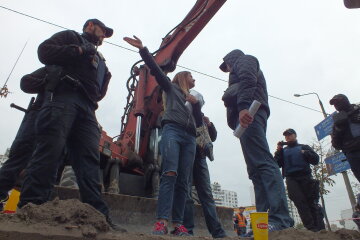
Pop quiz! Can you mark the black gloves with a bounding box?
[80,43,96,56]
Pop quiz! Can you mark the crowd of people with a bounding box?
[0,14,359,238]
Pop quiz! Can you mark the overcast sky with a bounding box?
[1,0,359,226]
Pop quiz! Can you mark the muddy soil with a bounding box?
[0,198,359,240]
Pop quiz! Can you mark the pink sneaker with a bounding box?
[171,224,190,236]
[152,221,168,235]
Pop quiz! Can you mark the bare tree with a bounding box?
[311,140,336,231]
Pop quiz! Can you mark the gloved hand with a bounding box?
[80,43,97,56]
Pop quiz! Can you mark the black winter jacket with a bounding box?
[37,30,111,106]
[331,105,360,153]
[20,67,48,109]
[275,141,319,177]
[222,50,270,130]
[20,67,47,94]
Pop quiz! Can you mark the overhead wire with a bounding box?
[0,5,324,114]
[0,6,137,53]
[177,65,323,114]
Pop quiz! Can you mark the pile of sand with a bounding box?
[0,198,110,238]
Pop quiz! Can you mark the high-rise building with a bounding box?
[211,182,238,208]
[341,209,357,230]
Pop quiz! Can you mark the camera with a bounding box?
[277,141,288,146]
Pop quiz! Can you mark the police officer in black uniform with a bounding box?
[330,94,360,182]
[17,19,125,231]
[274,129,324,232]
[0,67,48,211]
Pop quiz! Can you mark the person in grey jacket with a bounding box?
[219,49,293,234]
[124,36,196,236]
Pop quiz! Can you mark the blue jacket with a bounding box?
[222,50,270,130]
[274,141,319,177]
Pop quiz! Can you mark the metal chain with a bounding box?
[119,74,138,137]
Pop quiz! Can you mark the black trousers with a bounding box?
[286,175,323,231]
[0,108,38,199]
[345,151,360,183]
[19,86,109,217]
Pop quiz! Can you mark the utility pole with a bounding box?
[342,170,356,210]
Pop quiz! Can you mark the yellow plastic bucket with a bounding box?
[250,212,268,240]
[3,189,20,213]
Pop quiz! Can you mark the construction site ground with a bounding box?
[0,190,359,240]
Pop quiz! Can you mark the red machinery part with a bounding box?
[99,0,227,174]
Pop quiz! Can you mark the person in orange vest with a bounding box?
[234,207,247,236]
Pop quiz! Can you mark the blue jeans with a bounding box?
[345,151,360,183]
[157,123,196,223]
[183,156,226,237]
[239,109,294,229]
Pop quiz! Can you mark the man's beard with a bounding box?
[85,30,103,46]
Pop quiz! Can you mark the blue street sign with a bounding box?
[314,112,336,141]
[324,152,350,176]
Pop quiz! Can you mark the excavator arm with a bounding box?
[99,0,226,176]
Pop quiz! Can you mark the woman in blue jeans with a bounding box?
[124,36,197,236]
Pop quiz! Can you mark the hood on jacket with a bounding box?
[219,49,244,72]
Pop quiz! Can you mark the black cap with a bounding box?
[83,19,113,38]
[283,128,296,136]
[329,94,348,105]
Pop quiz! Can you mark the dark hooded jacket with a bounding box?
[222,50,270,130]
[20,67,47,94]
[20,67,50,109]
[20,65,63,94]
[331,104,360,153]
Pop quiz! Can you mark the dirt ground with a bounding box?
[0,198,359,240]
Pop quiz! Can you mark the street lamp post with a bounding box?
[295,92,357,229]
[294,92,327,118]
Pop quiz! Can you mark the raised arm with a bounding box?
[124,36,171,91]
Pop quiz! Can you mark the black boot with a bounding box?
[106,216,127,233]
